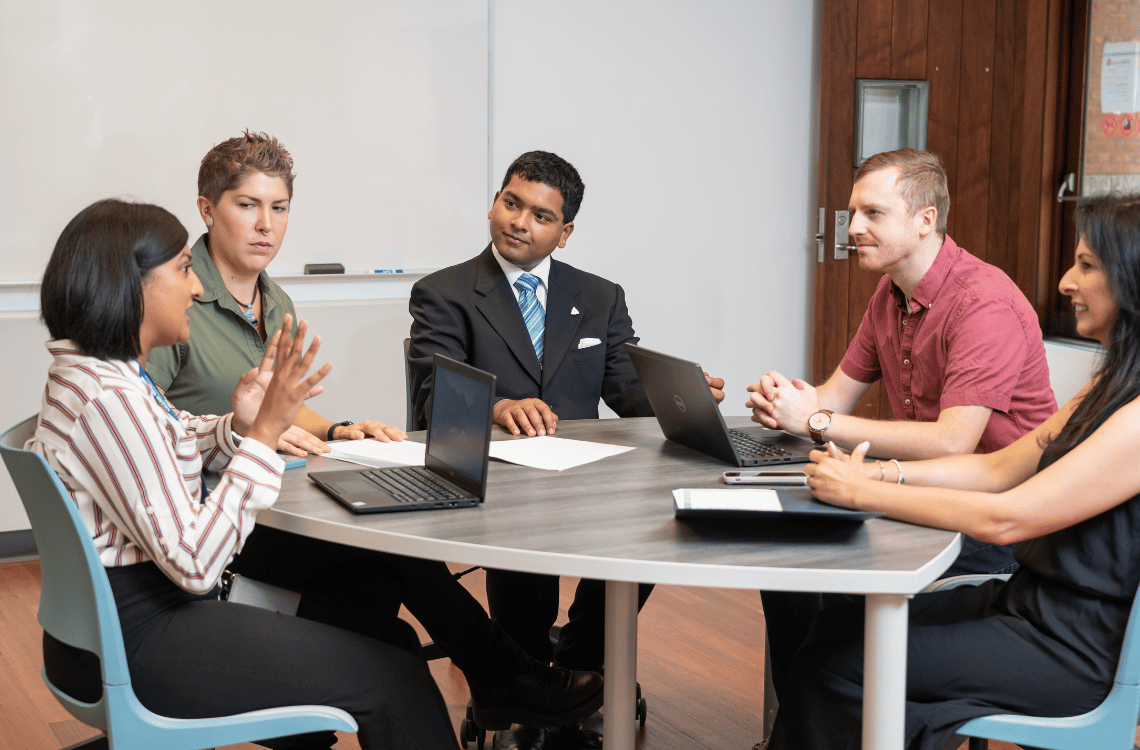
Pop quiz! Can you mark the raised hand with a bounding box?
[232,315,332,451]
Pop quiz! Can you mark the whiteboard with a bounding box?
[0,0,488,281]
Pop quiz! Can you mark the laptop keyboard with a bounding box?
[360,467,466,503]
[729,429,795,458]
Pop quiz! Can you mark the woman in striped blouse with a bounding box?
[31,198,458,749]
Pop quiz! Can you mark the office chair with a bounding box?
[404,337,420,432]
[0,415,357,750]
[950,583,1140,750]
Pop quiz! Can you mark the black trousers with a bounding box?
[230,525,530,684]
[767,581,1112,750]
[485,568,654,671]
[761,536,1020,705]
[45,562,457,750]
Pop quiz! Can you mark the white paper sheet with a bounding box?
[488,435,635,471]
[672,488,783,512]
[324,439,427,468]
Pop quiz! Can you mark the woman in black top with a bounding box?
[768,194,1140,750]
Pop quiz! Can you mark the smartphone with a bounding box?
[722,470,807,486]
[277,453,307,470]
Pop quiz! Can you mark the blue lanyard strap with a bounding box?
[135,362,180,420]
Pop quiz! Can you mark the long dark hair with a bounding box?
[41,199,189,361]
[1046,194,1140,454]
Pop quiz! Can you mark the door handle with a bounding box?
[1057,173,1081,203]
[834,210,854,260]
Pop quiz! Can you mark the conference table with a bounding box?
[259,416,961,750]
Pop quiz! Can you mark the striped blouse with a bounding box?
[29,340,284,594]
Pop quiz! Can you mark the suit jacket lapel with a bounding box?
[541,259,584,387]
[473,245,543,385]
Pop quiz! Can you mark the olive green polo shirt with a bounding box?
[146,233,296,417]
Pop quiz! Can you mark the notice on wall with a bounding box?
[1103,41,1140,114]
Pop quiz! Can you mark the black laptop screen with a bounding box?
[426,363,492,486]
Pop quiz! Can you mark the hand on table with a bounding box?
[330,421,407,443]
[704,372,725,404]
[493,398,559,437]
[277,425,331,457]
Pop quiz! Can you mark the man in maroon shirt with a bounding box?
[747,150,1056,747]
[748,149,1054,460]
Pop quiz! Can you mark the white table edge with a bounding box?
[259,507,963,595]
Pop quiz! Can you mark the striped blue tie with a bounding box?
[515,273,544,362]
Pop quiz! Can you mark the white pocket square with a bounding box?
[578,338,602,349]
[570,307,580,315]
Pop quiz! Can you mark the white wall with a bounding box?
[1044,339,1101,405]
[0,0,824,532]
[489,0,822,416]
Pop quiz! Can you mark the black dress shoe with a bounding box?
[553,710,602,750]
[469,662,604,730]
[491,725,545,750]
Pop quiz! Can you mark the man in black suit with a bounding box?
[409,151,723,749]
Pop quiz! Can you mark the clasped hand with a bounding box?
[231,315,332,450]
[745,371,817,435]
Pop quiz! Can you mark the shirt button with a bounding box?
[904,398,912,406]
[903,358,910,366]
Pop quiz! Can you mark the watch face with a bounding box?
[808,412,830,430]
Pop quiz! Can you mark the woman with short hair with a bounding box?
[146,130,403,454]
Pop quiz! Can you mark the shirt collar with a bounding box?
[891,234,961,312]
[191,233,273,317]
[490,243,552,292]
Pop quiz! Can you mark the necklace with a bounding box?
[231,283,259,327]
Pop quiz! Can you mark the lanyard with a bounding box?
[135,362,180,420]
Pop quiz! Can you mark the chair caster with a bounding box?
[460,701,487,749]
[635,682,647,727]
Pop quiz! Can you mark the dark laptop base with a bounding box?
[308,354,496,514]
[311,468,480,514]
[626,344,817,467]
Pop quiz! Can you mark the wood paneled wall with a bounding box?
[814,0,1075,393]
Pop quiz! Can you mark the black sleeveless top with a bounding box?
[995,388,1140,675]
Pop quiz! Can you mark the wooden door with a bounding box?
[813,0,1073,417]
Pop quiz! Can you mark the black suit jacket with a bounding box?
[408,245,653,430]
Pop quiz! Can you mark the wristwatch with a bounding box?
[327,420,353,441]
[807,409,833,444]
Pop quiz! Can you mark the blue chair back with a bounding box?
[0,415,356,750]
[957,582,1140,750]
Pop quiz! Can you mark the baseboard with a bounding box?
[0,529,37,561]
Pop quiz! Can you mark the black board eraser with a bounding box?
[304,263,345,275]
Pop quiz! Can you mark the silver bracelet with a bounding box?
[877,461,885,482]
[889,458,904,485]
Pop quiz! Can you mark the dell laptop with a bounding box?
[626,343,817,467]
[310,354,496,513]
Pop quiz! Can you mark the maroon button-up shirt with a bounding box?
[840,235,1056,454]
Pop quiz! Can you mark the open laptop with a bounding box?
[626,344,817,467]
[309,354,496,514]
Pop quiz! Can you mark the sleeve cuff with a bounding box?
[941,390,1012,414]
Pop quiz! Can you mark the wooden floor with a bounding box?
[0,558,1031,750]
